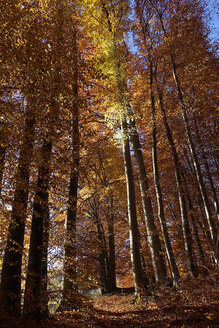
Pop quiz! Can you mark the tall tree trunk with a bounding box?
[193,121,219,219]
[97,225,108,295]
[181,169,206,273]
[61,27,80,308]
[129,16,167,284]
[120,115,148,294]
[0,112,7,194]
[149,64,180,284]
[41,192,50,317]
[95,208,109,294]
[127,112,168,283]
[107,24,147,292]
[170,53,218,259]
[106,195,117,292]
[87,199,109,294]
[23,137,52,321]
[0,146,6,194]
[153,8,218,261]
[0,106,35,316]
[155,78,198,278]
[183,148,216,257]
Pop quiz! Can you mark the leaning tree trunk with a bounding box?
[149,63,180,284]
[23,136,52,322]
[193,120,219,220]
[155,77,198,278]
[0,106,35,316]
[182,148,215,251]
[170,53,218,260]
[155,10,218,263]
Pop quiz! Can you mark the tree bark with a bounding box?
[0,106,35,316]
[0,110,8,194]
[61,27,80,308]
[120,115,148,294]
[128,113,168,284]
[106,195,117,292]
[149,63,180,284]
[153,7,218,261]
[96,207,109,294]
[155,78,198,278]
[181,169,206,272]
[0,146,6,194]
[108,24,147,293]
[23,137,52,321]
[41,192,50,317]
[170,53,218,260]
[193,121,219,220]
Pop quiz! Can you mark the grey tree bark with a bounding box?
[155,77,198,278]
[0,105,35,316]
[100,1,148,293]
[149,63,180,284]
[181,169,206,273]
[0,146,6,194]
[41,191,50,317]
[61,27,80,309]
[170,54,218,260]
[105,195,117,292]
[120,115,148,294]
[23,137,52,321]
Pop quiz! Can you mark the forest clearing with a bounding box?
[0,0,218,327]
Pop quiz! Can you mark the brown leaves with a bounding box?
[43,276,219,327]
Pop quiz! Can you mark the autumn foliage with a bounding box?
[0,0,218,327]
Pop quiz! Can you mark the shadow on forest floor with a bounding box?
[1,277,219,328]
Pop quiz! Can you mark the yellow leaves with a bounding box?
[206,314,213,320]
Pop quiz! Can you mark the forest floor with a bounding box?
[2,276,218,327]
[50,276,219,328]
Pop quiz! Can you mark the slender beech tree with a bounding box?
[120,115,148,294]
[0,146,6,194]
[0,1,53,315]
[193,121,219,220]
[108,1,167,285]
[23,0,64,318]
[83,146,118,293]
[128,110,168,284]
[170,54,218,259]
[154,71,198,278]
[97,0,148,294]
[149,62,180,284]
[105,194,117,291]
[0,107,7,194]
[181,168,206,272]
[61,26,80,309]
[148,0,218,262]
[41,192,50,317]
[90,198,109,294]
[0,103,36,315]
[23,134,53,321]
